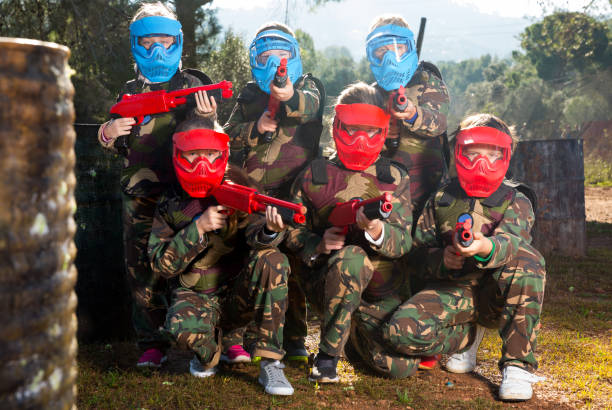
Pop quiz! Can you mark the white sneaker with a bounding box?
[258,360,294,395]
[445,325,485,373]
[189,356,217,378]
[499,365,545,401]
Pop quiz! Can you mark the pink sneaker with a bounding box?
[220,345,251,363]
[136,348,167,368]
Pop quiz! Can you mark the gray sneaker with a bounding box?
[258,360,294,395]
[189,356,217,378]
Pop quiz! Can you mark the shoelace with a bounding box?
[264,361,288,385]
[504,367,546,384]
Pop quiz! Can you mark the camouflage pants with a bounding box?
[346,284,475,378]
[165,248,290,367]
[299,245,375,357]
[227,254,307,350]
[476,245,546,372]
[122,193,169,351]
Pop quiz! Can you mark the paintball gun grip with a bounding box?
[456,213,474,248]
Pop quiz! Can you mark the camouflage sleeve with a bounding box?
[412,194,443,248]
[147,208,209,279]
[402,72,449,138]
[223,101,256,165]
[283,77,321,123]
[476,192,535,269]
[284,172,322,267]
[369,177,413,258]
[245,213,287,249]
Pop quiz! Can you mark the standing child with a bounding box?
[365,14,450,218]
[284,82,413,382]
[148,116,294,395]
[224,22,324,362]
[97,2,219,367]
[406,113,546,401]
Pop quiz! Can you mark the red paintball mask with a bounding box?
[173,129,230,198]
[333,103,390,171]
[455,126,513,197]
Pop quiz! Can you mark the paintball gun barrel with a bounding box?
[211,180,306,225]
[455,213,474,247]
[328,193,393,231]
[110,80,233,125]
[392,85,409,112]
[263,58,288,142]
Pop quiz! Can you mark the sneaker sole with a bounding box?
[444,363,475,373]
[258,377,294,395]
[308,375,339,383]
[285,355,309,363]
[220,354,251,364]
[136,356,167,368]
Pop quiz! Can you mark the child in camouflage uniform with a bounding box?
[405,113,546,401]
[284,82,413,383]
[366,14,450,218]
[147,115,294,395]
[97,2,221,367]
[223,22,324,362]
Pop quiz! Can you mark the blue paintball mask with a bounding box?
[249,29,302,94]
[130,16,183,83]
[366,24,418,91]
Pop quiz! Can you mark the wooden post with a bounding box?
[509,139,586,257]
[0,38,77,408]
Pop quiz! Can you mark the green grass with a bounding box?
[584,157,612,187]
[77,223,612,409]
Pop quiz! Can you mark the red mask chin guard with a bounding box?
[455,126,513,197]
[333,103,390,171]
[172,129,230,198]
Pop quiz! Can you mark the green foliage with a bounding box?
[520,12,610,81]
[440,12,612,139]
[0,0,221,123]
[584,157,612,186]
[200,29,251,125]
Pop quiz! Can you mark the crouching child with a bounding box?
[408,113,546,401]
[147,116,294,395]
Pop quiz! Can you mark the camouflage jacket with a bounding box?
[223,75,322,199]
[99,69,211,197]
[413,178,537,281]
[147,182,283,295]
[285,157,413,298]
[376,62,450,216]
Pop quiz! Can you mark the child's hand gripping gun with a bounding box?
[109,80,234,125]
[385,85,409,150]
[455,213,474,248]
[328,193,393,234]
[263,57,288,142]
[210,180,306,225]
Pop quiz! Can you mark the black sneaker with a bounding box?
[284,340,309,363]
[309,352,339,383]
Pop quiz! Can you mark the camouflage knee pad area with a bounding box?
[122,194,169,350]
[477,246,546,371]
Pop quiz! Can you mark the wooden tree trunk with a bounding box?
[0,38,77,408]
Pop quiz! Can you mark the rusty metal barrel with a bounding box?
[509,138,586,257]
[0,38,78,408]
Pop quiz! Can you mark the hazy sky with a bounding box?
[211,0,608,62]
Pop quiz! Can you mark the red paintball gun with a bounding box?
[386,85,409,150]
[328,193,393,234]
[263,57,288,142]
[110,80,234,125]
[391,85,409,112]
[211,180,306,225]
[455,213,474,247]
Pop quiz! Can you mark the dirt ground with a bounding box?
[585,186,612,223]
